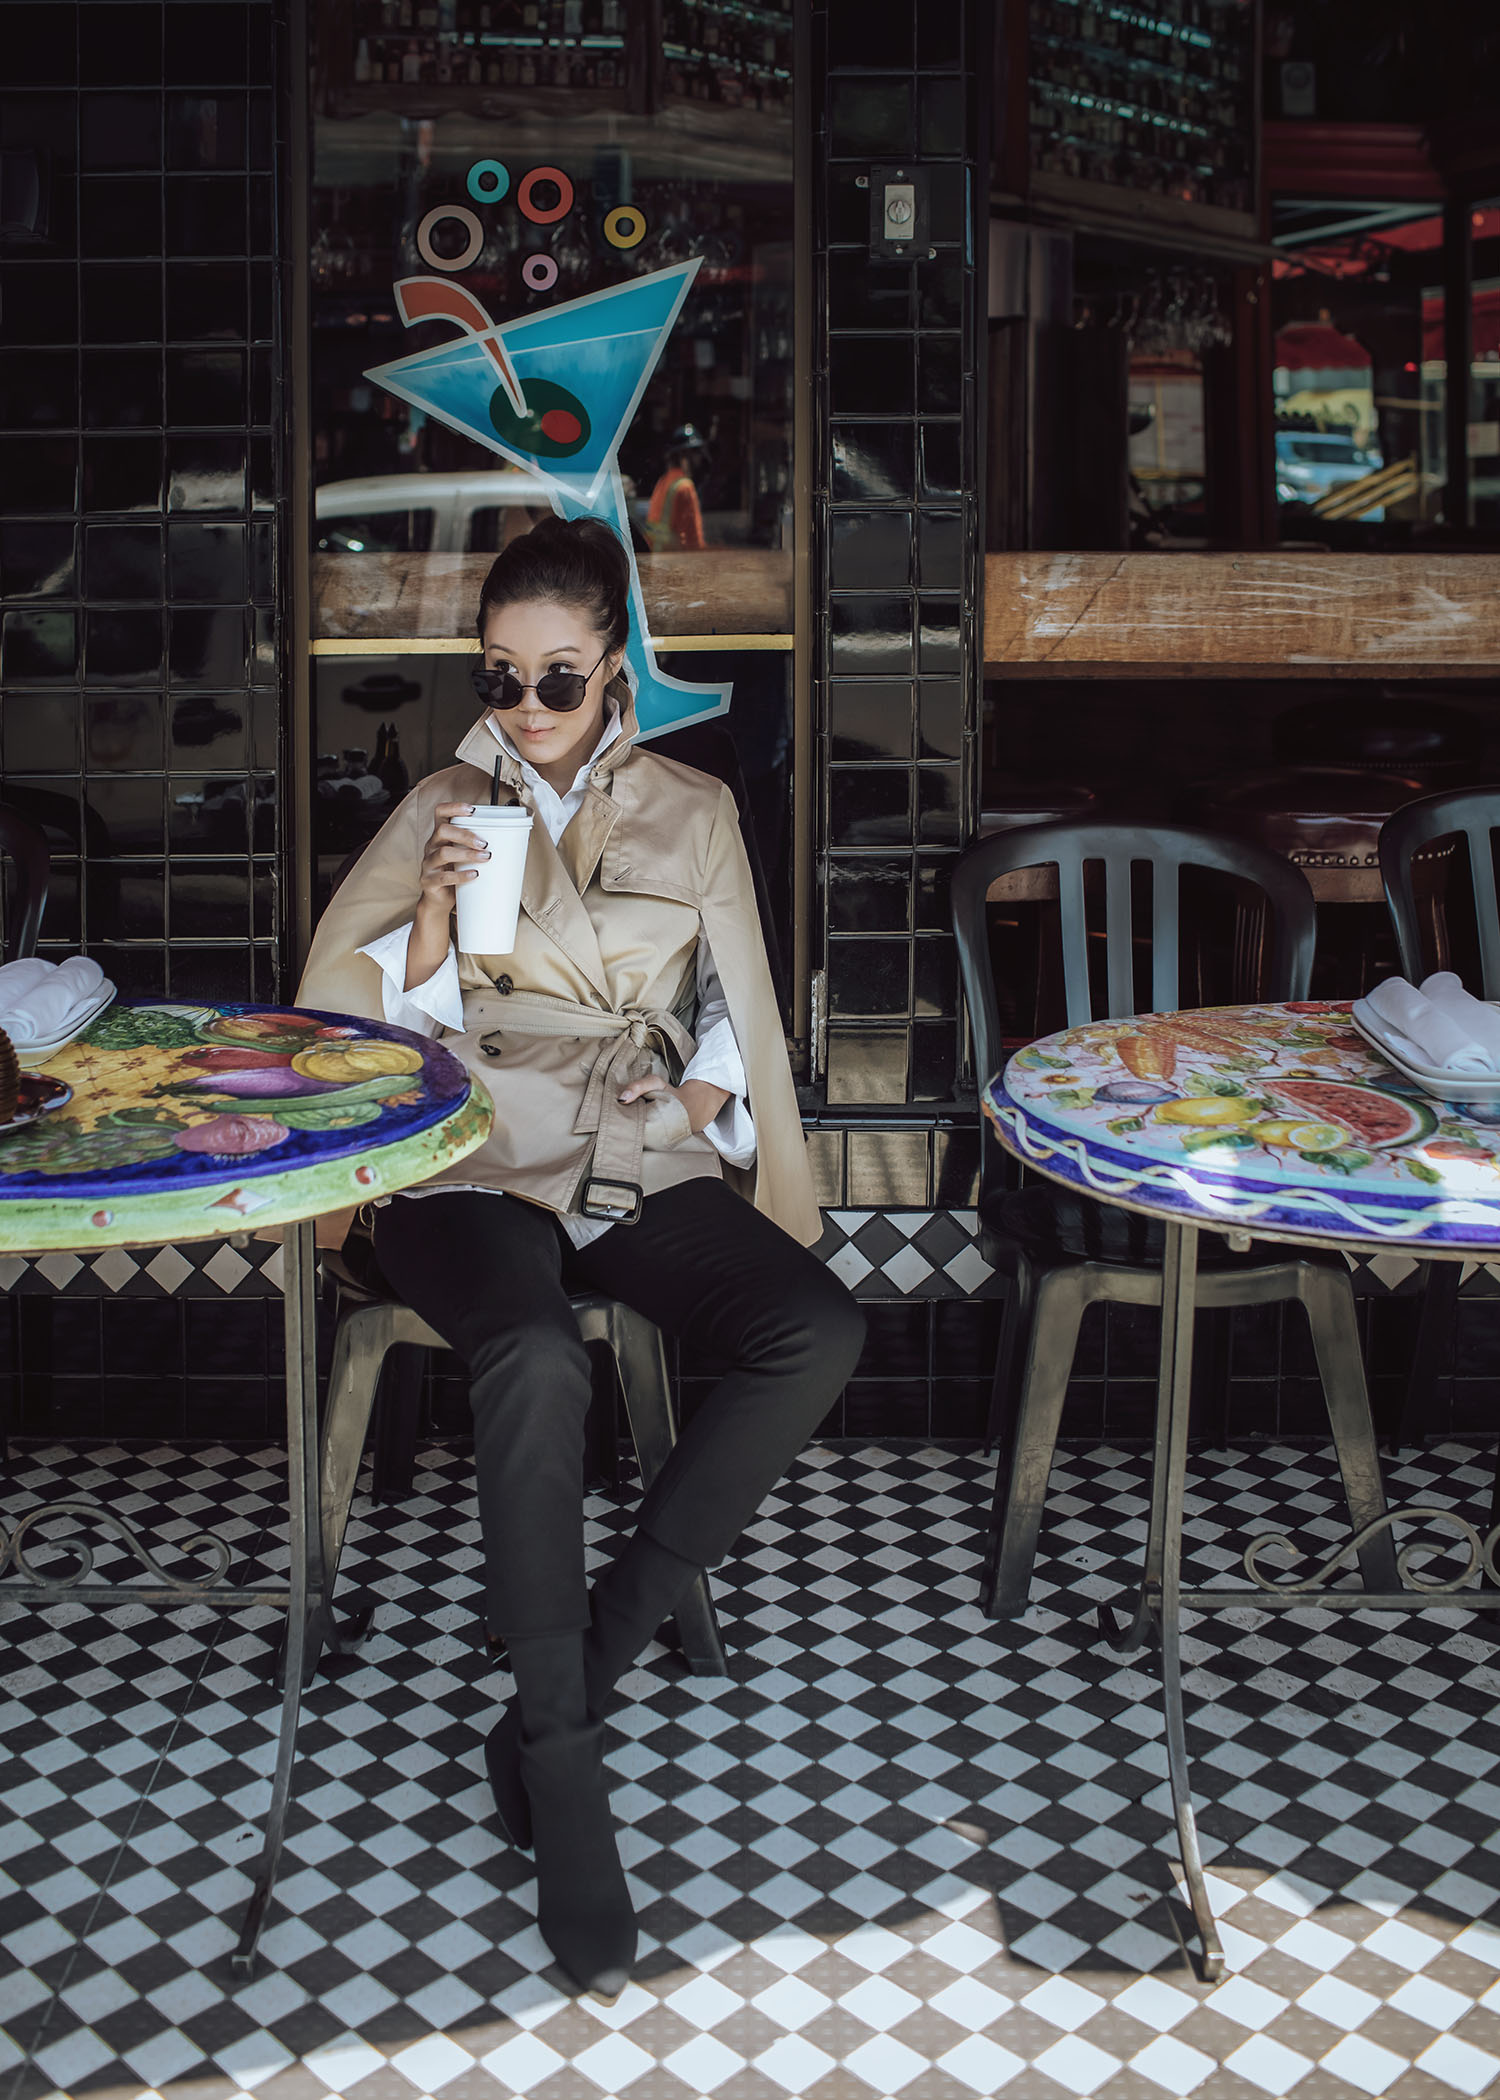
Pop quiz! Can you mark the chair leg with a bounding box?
[1298,1268,1399,1593]
[1193,1306,1234,1448]
[1397,1261,1461,1451]
[608,1304,728,1678]
[981,1266,1091,1618]
[985,1257,1034,1458]
[370,1341,426,1504]
[319,1303,397,1599]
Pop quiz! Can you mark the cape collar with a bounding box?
[454,679,640,797]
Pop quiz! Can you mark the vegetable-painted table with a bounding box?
[0,1000,490,1973]
[984,998,1500,1978]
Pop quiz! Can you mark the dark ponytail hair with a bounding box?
[475,515,631,656]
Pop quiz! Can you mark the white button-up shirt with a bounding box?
[357,707,756,1243]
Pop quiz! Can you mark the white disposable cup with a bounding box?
[454,807,533,955]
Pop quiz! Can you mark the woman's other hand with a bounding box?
[617,1072,729,1134]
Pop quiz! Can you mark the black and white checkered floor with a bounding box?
[5,1438,1500,2100]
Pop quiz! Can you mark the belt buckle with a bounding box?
[582,1178,644,1223]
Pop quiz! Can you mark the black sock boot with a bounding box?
[486,1535,702,1852]
[484,1629,585,1849]
[583,1532,702,1700]
[485,1631,634,1998]
[522,1720,636,2000]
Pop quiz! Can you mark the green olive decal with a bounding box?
[489,377,591,458]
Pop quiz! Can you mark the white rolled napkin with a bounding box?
[1419,971,1500,1064]
[1360,976,1495,1074]
[0,954,109,1045]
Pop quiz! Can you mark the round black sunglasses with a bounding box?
[470,647,610,715]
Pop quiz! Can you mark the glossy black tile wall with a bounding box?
[0,0,287,1438]
[0,0,283,1013]
[814,0,983,1110]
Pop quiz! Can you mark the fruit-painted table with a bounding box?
[984,999,1500,1978]
[0,1001,490,1973]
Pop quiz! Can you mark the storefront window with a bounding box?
[1269,200,1500,543]
[307,4,798,1002]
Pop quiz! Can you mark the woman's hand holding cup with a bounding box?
[405,803,487,990]
[419,802,489,911]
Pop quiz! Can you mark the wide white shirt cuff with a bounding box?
[358,922,464,1037]
[684,1010,756,1168]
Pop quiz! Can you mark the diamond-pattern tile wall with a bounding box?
[3,1214,1499,1445]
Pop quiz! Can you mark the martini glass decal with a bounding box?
[365,260,733,739]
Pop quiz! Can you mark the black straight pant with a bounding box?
[371,1180,865,1643]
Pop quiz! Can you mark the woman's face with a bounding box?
[480,597,623,787]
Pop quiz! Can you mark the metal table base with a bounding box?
[0,1221,374,1977]
[1097,1220,1500,1982]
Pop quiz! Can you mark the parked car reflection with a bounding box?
[314,469,554,554]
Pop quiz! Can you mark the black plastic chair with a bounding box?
[0,805,50,960]
[317,1241,728,1680]
[1379,786,1500,1468]
[953,819,1395,1617]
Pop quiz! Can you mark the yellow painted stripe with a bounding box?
[310,634,795,657]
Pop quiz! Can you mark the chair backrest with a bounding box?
[951,818,1318,1115]
[0,805,50,961]
[1379,785,1500,997]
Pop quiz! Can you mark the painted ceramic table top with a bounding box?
[983,1001,1500,1251]
[0,1002,490,1252]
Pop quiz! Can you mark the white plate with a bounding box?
[8,986,118,1069]
[1351,1004,1500,1102]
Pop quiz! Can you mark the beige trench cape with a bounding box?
[295,693,821,1248]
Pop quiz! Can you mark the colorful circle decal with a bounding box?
[603,205,647,250]
[516,165,575,226]
[521,253,559,292]
[466,159,510,203]
[416,204,483,273]
[489,375,591,458]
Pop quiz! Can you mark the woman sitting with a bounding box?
[298,516,864,1999]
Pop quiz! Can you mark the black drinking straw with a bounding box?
[491,756,502,805]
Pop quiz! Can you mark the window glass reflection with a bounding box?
[310,8,796,650]
[1270,199,1500,543]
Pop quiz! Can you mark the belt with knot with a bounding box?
[478,988,696,1222]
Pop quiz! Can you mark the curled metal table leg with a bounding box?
[233,1220,317,1978]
